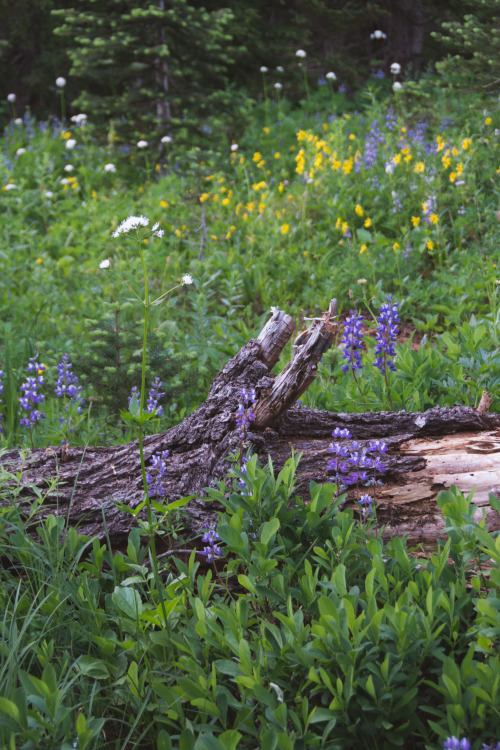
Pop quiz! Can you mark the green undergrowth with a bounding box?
[1,81,500,447]
[0,453,499,749]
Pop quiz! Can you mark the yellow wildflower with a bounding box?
[485,117,492,125]
[61,131,71,140]
[335,217,342,230]
[462,138,472,150]
[36,257,43,264]
[430,213,439,225]
[393,242,400,251]
[257,159,265,168]
[355,204,364,217]
[392,153,402,165]
[222,197,230,206]
[342,158,353,175]
[274,152,281,159]
[364,218,372,228]
[263,126,270,134]
[414,161,425,173]
[359,244,367,254]
[341,221,349,235]
[200,193,210,202]
[160,200,168,208]
[253,152,262,163]
[349,134,355,141]
[281,224,290,235]
[411,216,420,227]
[449,172,456,183]
[426,239,434,251]
[279,182,285,193]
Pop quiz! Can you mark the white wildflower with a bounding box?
[16,148,26,156]
[231,143,238,152]
[385,162,394,175]
[326,71,336,80]
[371,30,386,40]
[276,66,284,73]
[60,178,70,185]
[260,66,268,73]
[7,93,16,103]
[152,222,164,238]
[44,191,54,199]
[99,259,111,269]
[182,274,193,285]
[137,140,148,149]
[64,164,74,172]
[161,135,172,144]
[103,163,116,173]
[56,77,66,88]
[274,82,282,89]
[112,215,149,238]
[296,49,306,58]
[4,183,18,190]
[390,62,401,75]
[15,118,23,125]
[393,81,402,92]
[66,139,76,149]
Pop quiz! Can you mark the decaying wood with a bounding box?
[1,302,499,550]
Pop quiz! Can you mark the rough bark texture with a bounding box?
[1,303,499,551]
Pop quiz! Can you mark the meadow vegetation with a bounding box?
[1,63,500,749]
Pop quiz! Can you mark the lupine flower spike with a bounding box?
[236,388,257,441]
[55,353,84,436]
[146,450,170,497]
[341,310,365,400]
[374,296,400,409]
[19,358,47,446]
[201,522,223,562]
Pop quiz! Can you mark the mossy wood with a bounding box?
[2,303,499,549]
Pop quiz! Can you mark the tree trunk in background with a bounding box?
[1,304,499,552]
[382,0,426,70]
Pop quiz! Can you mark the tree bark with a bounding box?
[1,303,499,551]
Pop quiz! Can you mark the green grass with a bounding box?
[1,77,500,749]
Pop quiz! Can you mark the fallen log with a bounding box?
[1,303,499,549]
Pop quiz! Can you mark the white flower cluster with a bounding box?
[56,77,66,88]
[66,139,77,150]
[7,93,16,103]
[70,113,87,125]
[370,30,387,40]
[112,216,150,237]
[326,71,336,81]
[390,62,401,75]
[182,274,193,285]
[296,49,306,58]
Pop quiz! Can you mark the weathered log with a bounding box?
[1,303,499,550]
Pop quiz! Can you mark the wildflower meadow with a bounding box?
[1,40,500,750]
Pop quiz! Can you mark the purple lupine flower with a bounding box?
[55,354,84,428]
[236,388,257,439]
[391,190,402,214]
[200,521,223,562]
[146,450,170,497]
[374,297,400,374]
[444,738,470,750]
[358,494,374,517]
[341,311,364,373]
[385,107,397,131]
[19,358,46,427]
[403,242,413,259]
[328,434,387,491]
[147,377,165,417]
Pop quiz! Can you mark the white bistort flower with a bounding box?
[393,81,402,92]
[390,62,401,75]
[276,66,284,73]
[16,148,26,156]
[161,135,172,144]
[56,77,66,88]
[231,143,238,152]
[66,139,76,150]
[99,259,111,269]
[260,66,268,73]
[60,178,70,185]
[182,274,193,285]
[326,71,336,80]
[137,140,148,149]
[44,191,54,199]
[7,93,16,103]
[104,163,116,173]
[15,118,23,125]
[296,49,306,58]
[4,183,18,190]
[112,215,149,238]
[371,30,386,39]
[274,82,282,89]
[64,164,74,172]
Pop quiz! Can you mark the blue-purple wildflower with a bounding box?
[128,386,139,407]
[444,738,470,750]
[358,494,374,517]
[374,297,400,374]
[146,450,170,497]
[328,429,387,491]
[19,358,46,428]
[341,311,364,373]
[147,377,165,417]
[236,387,257,439]
[200,522,223,562]
[55,353,84,428]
